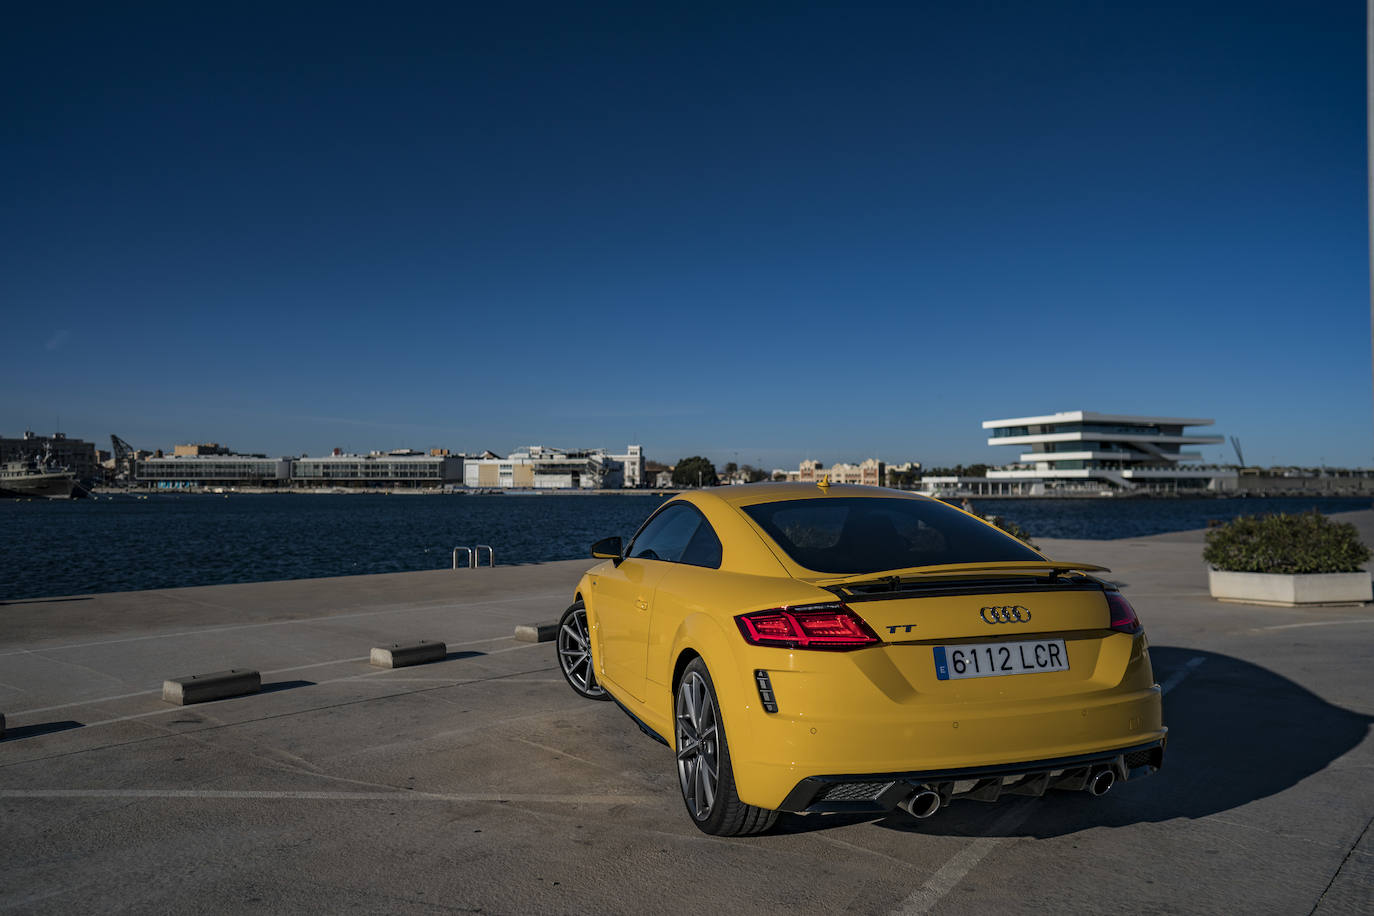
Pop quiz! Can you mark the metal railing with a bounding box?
[452,545,495,569]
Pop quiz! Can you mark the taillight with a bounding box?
[1106,592,1142,634]
[735,602,881,650]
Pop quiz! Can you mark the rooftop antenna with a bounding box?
[1230,436,1246,467]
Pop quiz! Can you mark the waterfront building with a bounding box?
[173,443,233,457]
[0,431,101,483]
[293,453,463,489]
[980,411,1235,494]
[822,458,886,487]
[919,476,1028,498]
[777,458,894,487]
[465,454,534,488]
[138,454,293,488]
[462,445,630,489]
[610,445,645,488]
[884,462,923,489]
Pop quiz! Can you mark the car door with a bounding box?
[595,504,703,702]
[643,514,724,694]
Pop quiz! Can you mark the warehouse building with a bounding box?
[292,452,464,489]
[137,455,293,488]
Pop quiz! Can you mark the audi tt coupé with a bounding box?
[556,483,1165,836]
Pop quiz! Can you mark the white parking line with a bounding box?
[0,788,651,804]
[0,591,565,657]
[1255,619,1374,632]
[892,804,1033,915]
[1160,656,1206,695]
[9,634,529,716]
[894,656,1205,914]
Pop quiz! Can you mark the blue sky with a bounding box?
[3,1,1369,469]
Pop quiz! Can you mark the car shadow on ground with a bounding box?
[1,720,84,741]
[260,679,316,694]
[774,646,1372,838]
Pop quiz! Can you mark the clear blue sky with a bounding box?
[4,1,1369,469]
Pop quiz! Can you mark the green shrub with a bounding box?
[984,514,1037,550]
[1202,511,1371,574]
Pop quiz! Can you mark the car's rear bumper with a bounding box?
[777,737,1166,814]
[722,632,1165,810]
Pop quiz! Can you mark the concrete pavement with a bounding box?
[1,515,1371,914]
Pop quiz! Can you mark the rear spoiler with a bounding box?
[815,561,1113,602]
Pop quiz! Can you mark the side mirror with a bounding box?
[591,536,623,564]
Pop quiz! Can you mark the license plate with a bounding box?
[934,640,1068,680]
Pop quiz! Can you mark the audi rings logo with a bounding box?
[980,605,1032,624]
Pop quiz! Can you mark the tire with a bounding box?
[675,658,778,836]
[556,601,609,701]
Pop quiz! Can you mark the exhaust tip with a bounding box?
[899,788,942,819]
[1088,769,1115,797]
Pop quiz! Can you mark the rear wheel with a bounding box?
[556,602,608,700]
[675,658,777,836]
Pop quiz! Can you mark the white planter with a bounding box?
[1208,568,1372,607]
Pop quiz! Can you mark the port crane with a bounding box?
[110,434,138,485]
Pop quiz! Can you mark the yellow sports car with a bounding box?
[556,482,1165,836]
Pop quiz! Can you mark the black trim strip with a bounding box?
[612,697,670,747]
[778,738,1165,812]
[827,575,1107,602]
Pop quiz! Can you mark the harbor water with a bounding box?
[2,492,1368,602]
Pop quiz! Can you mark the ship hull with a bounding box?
[0,474,85,499]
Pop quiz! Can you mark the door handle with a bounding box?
[635,599,649,610]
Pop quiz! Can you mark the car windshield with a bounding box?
[741,496,1040,575]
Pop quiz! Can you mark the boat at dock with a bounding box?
[0,446,88,499]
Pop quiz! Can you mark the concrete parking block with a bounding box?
[514,622,558,643]
[370,640,447,668]
[162,669,261,705]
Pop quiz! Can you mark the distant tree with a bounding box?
[741,464,768,483]
[886,468,921,490]
[672,456,718,488]
[723,462,738,476]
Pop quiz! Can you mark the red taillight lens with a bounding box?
[735,603,881,650]
[1106,592,1142,634]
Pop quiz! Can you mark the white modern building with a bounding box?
[981,411,1235,494]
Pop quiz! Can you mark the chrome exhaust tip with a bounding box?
[899,787,942,819]
[1088,768,1115,797]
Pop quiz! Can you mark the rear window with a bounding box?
[741,497,1039,575]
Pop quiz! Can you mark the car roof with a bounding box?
[690,481,935,509]
[669,483,1052,581]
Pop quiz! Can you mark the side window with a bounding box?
[629,505,702,563]
[628,504,724,569]
[680,520,723,569]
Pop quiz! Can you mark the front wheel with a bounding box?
[556,602,608,700]
[675,658,777,836]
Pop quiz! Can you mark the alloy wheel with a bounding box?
[557,605,604,698]
[675,670,720,820]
